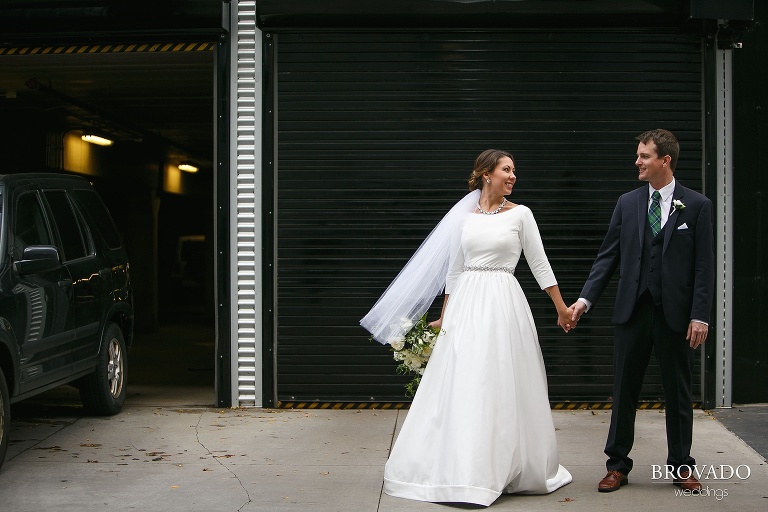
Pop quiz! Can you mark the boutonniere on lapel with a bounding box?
[672,199,686,212]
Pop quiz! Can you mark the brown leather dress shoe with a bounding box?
[673,471,703,491]
[598,470,628,492]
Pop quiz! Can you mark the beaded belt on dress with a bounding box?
[462,265,514,274]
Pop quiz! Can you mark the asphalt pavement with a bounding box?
[710,404,768,461]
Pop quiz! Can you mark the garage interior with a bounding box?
[0,4,222,406]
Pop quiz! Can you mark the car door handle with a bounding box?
[57,279,71,287]
[99,269,110,278]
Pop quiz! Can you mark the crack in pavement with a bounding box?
[194,410,252,511]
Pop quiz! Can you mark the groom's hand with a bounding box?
[686,321,708,349]
[570,301,587,323]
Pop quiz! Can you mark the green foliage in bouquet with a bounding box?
[388,314,439,397]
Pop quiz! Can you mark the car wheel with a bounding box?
[0,365,10,470]
[79,322,127,415]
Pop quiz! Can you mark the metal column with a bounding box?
[714,44,734,408]
[230,1,264,407]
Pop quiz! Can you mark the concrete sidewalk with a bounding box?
[1,394,766,511]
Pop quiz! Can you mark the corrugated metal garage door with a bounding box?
[268,30,703,403]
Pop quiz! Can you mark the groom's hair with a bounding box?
[636,129,679,171]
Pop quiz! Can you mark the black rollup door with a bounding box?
[271,30,703,402]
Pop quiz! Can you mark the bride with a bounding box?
[361,149,574,506]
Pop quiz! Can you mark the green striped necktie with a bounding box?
[648,190,662,236]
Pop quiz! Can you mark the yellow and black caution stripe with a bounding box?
[552,402,614,411]
[277,401,410,410]
[0,41,213,56]
[277,401,703,410]
[550,401,705,410]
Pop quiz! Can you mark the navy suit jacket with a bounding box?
[580,181,715,332]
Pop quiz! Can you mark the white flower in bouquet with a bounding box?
[404,353,425,372]
[385,314,440,397]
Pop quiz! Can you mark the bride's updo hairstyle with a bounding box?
[468,149,514,191]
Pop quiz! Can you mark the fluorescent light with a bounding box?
[81,134,113,146]
[178,163,198,173]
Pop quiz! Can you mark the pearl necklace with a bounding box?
[476,198,507,215]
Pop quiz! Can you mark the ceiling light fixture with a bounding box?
[178,163,198,173]
[81,134,114,146]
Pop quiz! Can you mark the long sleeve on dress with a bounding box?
[520,207,558,290]
[445,243,465,295]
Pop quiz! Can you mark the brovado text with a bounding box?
[651,464,751,481]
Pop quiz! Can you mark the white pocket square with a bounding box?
[677,223,689,230]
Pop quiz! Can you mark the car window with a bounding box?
[14,191,53,259]
[43,190,90,262]
[72,189,123,249]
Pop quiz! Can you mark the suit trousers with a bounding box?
[605,291,696,474]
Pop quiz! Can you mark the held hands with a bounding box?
[557,306,577,333]
[555,301,588,333]
[544,286,579,334]
[557,300,589,333]
[570,301,587,323]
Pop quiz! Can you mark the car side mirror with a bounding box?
[14,245,62,274]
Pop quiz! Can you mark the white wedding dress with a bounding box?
[383,205,572,506]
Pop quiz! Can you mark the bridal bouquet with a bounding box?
[389,314,439,397]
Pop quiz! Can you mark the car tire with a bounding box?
[0,365,10,470]
[79,322,127,415]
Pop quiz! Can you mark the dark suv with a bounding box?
[0,173,133,470]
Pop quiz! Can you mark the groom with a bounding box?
[570,129,714,492]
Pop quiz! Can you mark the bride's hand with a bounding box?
[557,307,577,333]
[429,318,442,330]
